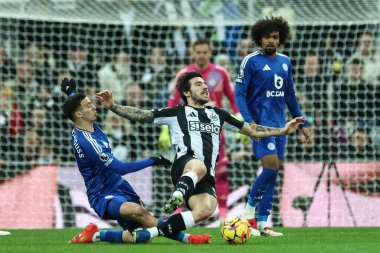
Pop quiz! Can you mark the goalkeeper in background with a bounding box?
[235,16,311,236]
[61,78,210,244]
[159,39,240,218]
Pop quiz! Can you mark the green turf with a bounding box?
[0,227,379,253]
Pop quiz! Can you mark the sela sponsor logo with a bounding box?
[188,121,220,134]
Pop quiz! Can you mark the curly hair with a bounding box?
[251,16,290,47]
[177,71,203,105]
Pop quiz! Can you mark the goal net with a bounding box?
[0,0,379,228]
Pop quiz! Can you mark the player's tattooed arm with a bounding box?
[238,117,304,138]
[248,123,284,137]
[110,104,154,123]
[250,123,283,134]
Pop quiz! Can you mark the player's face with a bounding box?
[187,77,209,106]
[261,31,280,56]
[192,44,212,69]
[77,97,97,122]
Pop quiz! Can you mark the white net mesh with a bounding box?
[0,0,379,228]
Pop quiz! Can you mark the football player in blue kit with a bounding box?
[235,17,311,236]
[61,78,211,244]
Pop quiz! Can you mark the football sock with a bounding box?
[157,211,195,237]
[157,218,189,243]
[241,196,256,219]
[99,230,123,243]
[249,168,277,203]
[257,174,277,230]
[257,217,267,231]
[173,171,198,199]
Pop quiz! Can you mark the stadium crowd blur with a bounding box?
[0,19,379,180]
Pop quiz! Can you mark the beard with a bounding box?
[190,92,208,106]
[263,46,277,56]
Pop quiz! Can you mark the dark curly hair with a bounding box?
[251,16,290,47]
[177,71,203,105]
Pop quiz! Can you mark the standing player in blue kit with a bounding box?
[235,17,311,236]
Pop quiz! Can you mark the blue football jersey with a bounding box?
[71,123,139,207]
[235,50,303,127]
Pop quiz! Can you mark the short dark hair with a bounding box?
[251,16,290,47]
[192,39,211,50]
[350,57,364,66]
[63,93,86,121]
[177,71,203,105]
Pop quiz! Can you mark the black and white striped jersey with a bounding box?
[152,105,244,177]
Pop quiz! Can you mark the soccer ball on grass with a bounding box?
[220,216,252,244]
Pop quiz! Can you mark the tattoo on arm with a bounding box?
[110,104,154,123]
[250,123,283,136]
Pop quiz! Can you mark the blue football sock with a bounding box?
[256,172,277,229]
[99,230,123,243]
[258,172,277,217]
[249,168,278,203]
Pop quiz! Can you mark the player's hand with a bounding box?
[283,116,305,134]
[60,78,76,96]
[249,122,262,141]
[158,125,172,152]
[151,155,172,166]
[96,90,115,109]
[300,127,312,143]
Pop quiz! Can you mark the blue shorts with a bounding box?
[251,135,286,160]
[93,182,142,231]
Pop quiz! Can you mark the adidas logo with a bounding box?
[263,64,271,71]
[187,112,197,117]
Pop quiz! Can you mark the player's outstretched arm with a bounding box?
[96,90,154,123]
[239,116,305,138]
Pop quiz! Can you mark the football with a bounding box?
[220,216,252,244]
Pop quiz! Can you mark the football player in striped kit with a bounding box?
[96,71,304,243]
[159,39,239,218]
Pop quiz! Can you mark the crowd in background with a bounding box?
[0,21,379,179]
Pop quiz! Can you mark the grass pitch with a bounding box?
[0,227,379,253]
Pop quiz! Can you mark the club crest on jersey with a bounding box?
[208,112,218,121]
[282,63,288,71]
[207,70,222,90]
[188,121,220,134]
